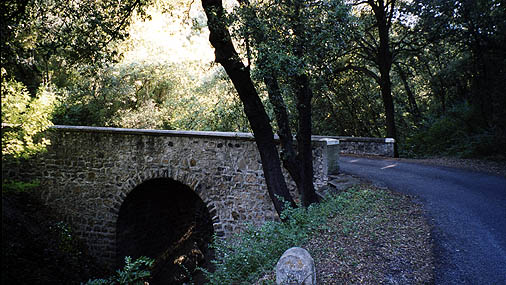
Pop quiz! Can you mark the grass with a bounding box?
[204,185,434,284]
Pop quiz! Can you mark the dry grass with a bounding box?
[258,185,434,284]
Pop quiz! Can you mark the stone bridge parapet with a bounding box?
[314,135,395,157]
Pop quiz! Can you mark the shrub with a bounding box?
[84,256,154,285]
[204,193,354,284]
[400,101,506,158]
[1,68,58,159]
[1,180,40,194]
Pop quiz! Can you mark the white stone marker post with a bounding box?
[275,247,316,285]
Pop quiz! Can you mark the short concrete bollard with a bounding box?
[275,247,316,285]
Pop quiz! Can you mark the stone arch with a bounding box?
[116,167,223,235]
[116,176,215,284]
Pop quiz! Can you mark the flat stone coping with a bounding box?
[312,135,395,143]
[50,125,339,144]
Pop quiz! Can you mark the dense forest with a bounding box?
[2,0,505,160]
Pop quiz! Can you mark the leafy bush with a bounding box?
[1,68,58,159]
[1,180,40,194]
[203,191,370,284]
[84,256,154,285]
[49,221,83,258]
[400,102,506,158]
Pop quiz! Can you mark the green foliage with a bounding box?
[0,0,151,94]
[230,0,351,127]
[53,61,248,132]
[3,0,504,159]
[1,1,248,133]
[204,188,385,284]
[50,221,82,257]
[203,213,309,284]
[1,180,40,194]
[1,69,57,159]
[400,102,506,158]
[85,256,154,285]
[53,62,170,128]
[312,70,385,137]
[394,0,506,158]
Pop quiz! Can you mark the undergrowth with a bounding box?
[204,187,388,284]
[2,180,40,194]
[84,256,154,285]
[399,102,506,159]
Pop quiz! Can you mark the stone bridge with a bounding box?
[3,125,339,268]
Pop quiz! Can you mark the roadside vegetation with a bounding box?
[206,185,433,284]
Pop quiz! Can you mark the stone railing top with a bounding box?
[50,125,338,145]
[312,135,395,143]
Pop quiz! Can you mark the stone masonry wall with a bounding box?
[2,126,335,266]
[314,136,395,157]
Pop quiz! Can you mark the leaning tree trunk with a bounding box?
[235,0,318,206]
[264,69,318,206]
[201,0,296,215]
[263,74,301,186]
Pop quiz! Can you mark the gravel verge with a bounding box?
[344,154,506,177]
[404,157,506,177]
[257,182,435,284]
[307,185,433,284]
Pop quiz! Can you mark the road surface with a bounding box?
[339,155,506,284]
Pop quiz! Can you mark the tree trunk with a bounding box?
[238,0,318,206]
[294,73,319,206]
[379,71,398,155]
[395,64,421,122]
[201,0,296,215]
[370,0,398,157]
[291,0,318,205]
[263,74,301,186]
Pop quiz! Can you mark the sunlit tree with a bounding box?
[1,68,57,158]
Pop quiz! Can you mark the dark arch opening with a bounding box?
[116,178,214,284]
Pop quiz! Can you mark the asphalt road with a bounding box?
[339,155,506,285]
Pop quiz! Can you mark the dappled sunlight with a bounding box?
[48,1,249,132]
[122,4,213,64]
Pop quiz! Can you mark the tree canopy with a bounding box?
[2,0,505,198]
